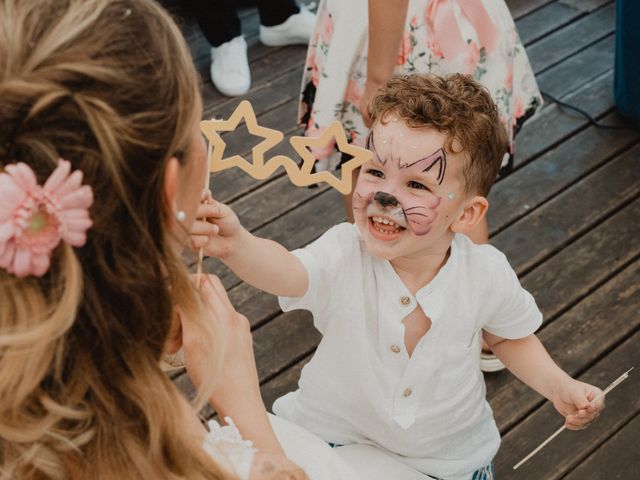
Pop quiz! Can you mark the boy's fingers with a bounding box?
[201,189,213,202]
[191,236,206,248]
[191,220,218,236]
[194,201,229,220]
[196,203,222,219]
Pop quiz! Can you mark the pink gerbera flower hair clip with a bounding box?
[0,159,94,278]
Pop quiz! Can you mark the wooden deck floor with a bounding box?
[169,1,640,478]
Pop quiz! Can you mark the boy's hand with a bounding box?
[552,379,604,430]
[189,191,243,259]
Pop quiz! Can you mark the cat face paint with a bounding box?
[352,131,446,236]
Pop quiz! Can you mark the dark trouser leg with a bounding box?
[257,0,300,26]
[189,0,241,47]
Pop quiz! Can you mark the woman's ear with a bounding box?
[451,195,489,234]
[163,310,183,355]
[163,156,181,222]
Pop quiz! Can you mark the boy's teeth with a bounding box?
[372,216,400,228]
[371,216,402,234]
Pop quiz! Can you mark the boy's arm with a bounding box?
[190,198,308,297]
[224,227,308,298]
[484,332,604,430]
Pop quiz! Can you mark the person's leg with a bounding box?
[268,414,361,480]
[190,0,240,47]
[257,0,299,27]
[258,0,315,47]
[190,0,250,96]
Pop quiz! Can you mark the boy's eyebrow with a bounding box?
[366,131,387,165]
[399,148,447,185]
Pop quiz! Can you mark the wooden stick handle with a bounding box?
[513,367,633,470]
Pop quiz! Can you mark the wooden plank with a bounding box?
[526,2,614,73]
[563,413,640,479]
[252,310,321,384]
[234,176,329,234]
[486,258,640,431]
[492,142,640,275]
[493,330,640,479]
[172,372,216,420]
[489,111,638,235]
[202,45,307,118]
[172,311,320,417]
[513,70,616,169]
[507,0,556,20]
[209,67,303,121]
[261,355,313,412]
[202,178,344,290]
[536,34,614,97]
[229,283,282,330]
[516,1,584,46]
[559,0,611,13]
[520,198,640,325]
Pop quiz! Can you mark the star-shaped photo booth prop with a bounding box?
[200,101,372,195]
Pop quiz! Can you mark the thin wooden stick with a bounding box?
[196,138,214,285]
[513,367,634,470]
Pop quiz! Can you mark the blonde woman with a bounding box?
[0,1,359,479]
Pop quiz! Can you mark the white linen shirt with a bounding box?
[274,223,542,480]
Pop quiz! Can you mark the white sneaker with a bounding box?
[210,35,250,97]
[259,7,316,47]
[480,351,506,373]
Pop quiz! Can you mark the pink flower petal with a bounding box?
[59,186,94,209]
[31,254,51,277]
[62,230,87,247]
[0,221,14,243]
[5,163,37,191]
[12,247,32,278]
[0,175,28,210]
[54,170,83,197]
[0,242,15,269]
[43,159,71,194]
[65,218,93,232]
[58,209,90,221]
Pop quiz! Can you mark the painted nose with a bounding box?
[374,191,399,208]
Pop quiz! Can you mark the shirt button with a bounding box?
[390,345,401,354]
[400,295,411,306]
[403,388,413,397]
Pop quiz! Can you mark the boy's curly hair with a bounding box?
[368,74,509,197]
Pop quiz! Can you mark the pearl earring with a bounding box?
[175,210,186,222]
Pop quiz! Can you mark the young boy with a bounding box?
[191,74,604,480]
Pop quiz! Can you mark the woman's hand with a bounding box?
[552,379,604,430]
[180,274,261,410]
[181,274,294,457]
[189,191,245,259]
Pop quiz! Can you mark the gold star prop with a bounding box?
[289,121,372,194]
[200,101,372,195]
[200,100,284,178]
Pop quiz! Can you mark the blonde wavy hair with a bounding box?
[0,0,229,478]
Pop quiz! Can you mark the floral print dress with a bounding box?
[299,0,543,173]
